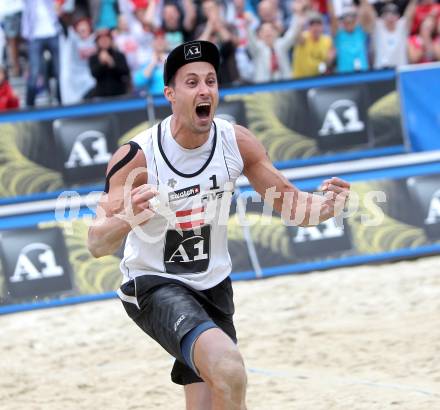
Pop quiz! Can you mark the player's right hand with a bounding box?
[130,184,158,211]
[119,184,159,227]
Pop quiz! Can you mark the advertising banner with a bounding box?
[0,227,73,300]
[398,63,440,151]
[0,73,403,202]
[1,170,440,308]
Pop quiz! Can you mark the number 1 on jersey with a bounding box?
[209,174,219,190]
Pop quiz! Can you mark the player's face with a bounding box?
[166,62,219,134]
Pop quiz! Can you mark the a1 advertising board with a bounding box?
[0,75,403,201]
[1,171,440,308]
[0,227,73,301]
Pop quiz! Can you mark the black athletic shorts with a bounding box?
[118,275,236,385]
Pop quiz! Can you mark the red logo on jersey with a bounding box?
[175,207,205,230]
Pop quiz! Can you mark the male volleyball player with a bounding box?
[88,40,350,410]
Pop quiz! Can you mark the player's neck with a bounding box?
[170,115,210,149]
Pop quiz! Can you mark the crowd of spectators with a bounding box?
[0,0,439,110]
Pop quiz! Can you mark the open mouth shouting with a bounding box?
[195,102,212,121]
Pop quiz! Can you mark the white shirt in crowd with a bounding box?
[0,0,24,19]
[0,26,5,66]
[59,28,96,104]
[247,17,300,83]
[373,18,408,69]
[34,0,58,38]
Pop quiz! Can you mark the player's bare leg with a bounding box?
[184,382,212,410]
[190,328,247,410]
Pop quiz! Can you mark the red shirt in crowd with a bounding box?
[0,81,19,111]
[312,0,327,15]
[131,0,149,9]
[408,34,440,63]
[411,4,440,34]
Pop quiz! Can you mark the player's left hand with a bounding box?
[320,177,350,195]
[319,176,351,218]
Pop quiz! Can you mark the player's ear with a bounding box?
[164,86,175,103]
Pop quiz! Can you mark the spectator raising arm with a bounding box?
[197,1,240,85]
[359,0,376,33]
[404,0,418,30]
[247,13,301,83]
[198,13,235,45]
[293,10,335,78]
[327,0,339,37]
[277,5,303,52]
[182,0,197,33]
[144,0,159,30]
[292,0,310,46]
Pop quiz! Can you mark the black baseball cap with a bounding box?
[163,40,220,86]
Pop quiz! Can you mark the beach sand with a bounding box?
[1,256,440,410]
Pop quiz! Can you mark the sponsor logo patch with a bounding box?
[184,42,202,60]
[174,314,186,331]
[168,184,200,202]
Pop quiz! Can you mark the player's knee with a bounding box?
[209,348,247,396]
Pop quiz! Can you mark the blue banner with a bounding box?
[398,63,440,151]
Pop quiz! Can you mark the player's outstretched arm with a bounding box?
[235,125,350,226]
[87,145,156,258]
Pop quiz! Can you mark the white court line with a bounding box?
[0,192,102,217]
[248,367,440,398]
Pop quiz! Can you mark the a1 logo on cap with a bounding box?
[184,42,202,60]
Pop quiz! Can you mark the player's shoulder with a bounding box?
[106,142,146,175]
[122,120,161,158]
[232,123,256,145]
[232,124,267,166]
[212,116,250,139]
[213,117,254,149]
[105,126,153,174]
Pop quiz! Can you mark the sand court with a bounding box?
[1,256,440,410]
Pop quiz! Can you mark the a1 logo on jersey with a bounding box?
[53,116,118,184]
[0,227,73,300]
[164,225,210,274]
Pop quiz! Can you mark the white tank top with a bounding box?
[120,116,244,290]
